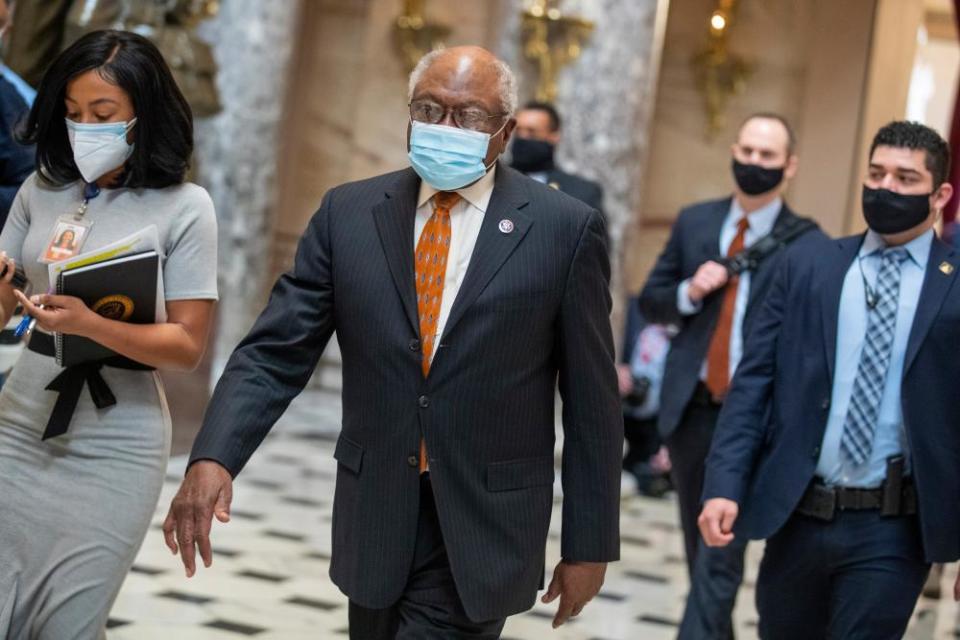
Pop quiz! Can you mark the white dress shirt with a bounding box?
[677,197,782,380]
[415,167,497,361]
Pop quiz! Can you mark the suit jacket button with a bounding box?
[812,446,821,459]
[821,398,830,410]
[407,455,419,467]
[409,339,420,352]
[418,395,430,408]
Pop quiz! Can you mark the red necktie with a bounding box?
[414,191,459,472]
[705,217,749,400]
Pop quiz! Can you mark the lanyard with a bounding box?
[73,182,102,221]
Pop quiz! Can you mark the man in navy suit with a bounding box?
[700,120,958,639]
[639,113,818,638]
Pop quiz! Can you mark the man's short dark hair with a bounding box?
[19,29,194,189]
[738,112,796,156]
[521,101,561,132]
[870,120,951,187]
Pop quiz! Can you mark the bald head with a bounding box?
[408,46,518,119]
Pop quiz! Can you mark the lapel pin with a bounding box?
[548,182,561,190]
[498,219,514,234]
[940,261,954,275]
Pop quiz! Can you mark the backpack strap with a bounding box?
[722,217,818,274]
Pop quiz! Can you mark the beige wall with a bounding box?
[846,0,924,235]
[789,0,876,238]
[626,0,883,291]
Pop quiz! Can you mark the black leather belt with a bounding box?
[27,332,154,440]
[796,478,917,521]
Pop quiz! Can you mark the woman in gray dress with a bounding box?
[0,31,218,639]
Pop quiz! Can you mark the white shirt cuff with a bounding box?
[677,279,702,316]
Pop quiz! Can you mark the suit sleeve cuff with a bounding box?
[187,455,240,479]
[701,469,746,506]
[676,279,702,316]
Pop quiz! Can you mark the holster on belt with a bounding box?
[880,455,904,517]
[796,455,917,522]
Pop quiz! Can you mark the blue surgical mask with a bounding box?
[407,121,504,191]
[65,117,137,183]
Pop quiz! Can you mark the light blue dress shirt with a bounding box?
[815,229,933,488]
[0,64,35,107]
[677,197,782,380]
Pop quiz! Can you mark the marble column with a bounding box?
[194,1,304,376]
[498,0,671,331]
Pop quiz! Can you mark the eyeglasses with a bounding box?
[409,99,508,132]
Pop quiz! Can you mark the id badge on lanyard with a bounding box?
[39,183,100,264]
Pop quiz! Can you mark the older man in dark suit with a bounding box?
[163,46,622,639]
[640,113,820,638]
[700,120,960,639]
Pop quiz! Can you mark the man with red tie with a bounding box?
[639,113,822,639]
[163,46,622,638]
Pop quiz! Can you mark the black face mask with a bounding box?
[510,137,555,173]
[861,186,932,235]
[731,159,785,196]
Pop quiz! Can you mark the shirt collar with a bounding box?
[417,165,498,213]
[729,196,782,235]
[860,228,934,269]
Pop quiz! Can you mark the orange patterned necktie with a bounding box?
[705,216,749,400]
[415,191,459,472]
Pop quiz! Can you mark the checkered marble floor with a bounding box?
[106,388,960,639]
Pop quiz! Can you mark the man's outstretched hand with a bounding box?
[541,560,607,628]
[162,460,234,577]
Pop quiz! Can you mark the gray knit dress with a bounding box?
[0,174,218,640]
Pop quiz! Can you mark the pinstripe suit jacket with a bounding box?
[189,165,622,621]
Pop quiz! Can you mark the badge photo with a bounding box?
[41,217,92,264]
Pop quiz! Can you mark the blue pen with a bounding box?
[13,311,32,338]
[14,288,52,338]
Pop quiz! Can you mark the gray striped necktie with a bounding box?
[840,246,909,466]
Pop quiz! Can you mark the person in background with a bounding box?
[0,0,35,389]
[0,1,35,107]
[639,113,821,639]
[619,294,673,497]
[511,100,604,216]
[0,2,33,222]
[0,30,218,638]
[0,70,32,221]
[700,120,960,639]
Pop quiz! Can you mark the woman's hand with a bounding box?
[0,252,19,327]
[0,251,16,286]
[14,290,99,337]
